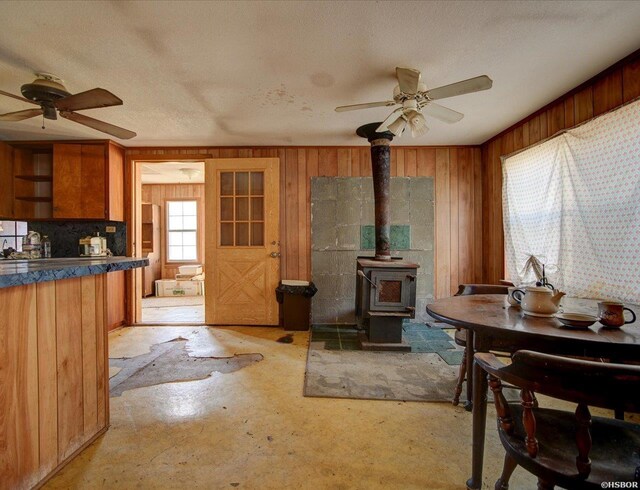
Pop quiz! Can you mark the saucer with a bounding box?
[554,312,598,329]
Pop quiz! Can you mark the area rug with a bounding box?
[304,349,463,402]
[304,323,464,402]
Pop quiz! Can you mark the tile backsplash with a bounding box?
[27,221,127,257]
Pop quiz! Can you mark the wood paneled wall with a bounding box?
[106,271,126,330]
[141,183,206,279]
[0,275,108,489]
[481,51,640,284]
[129,146,482,298]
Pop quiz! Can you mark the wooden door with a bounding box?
[80,144,106,219]
[205,158,280,325]
[53,144,106,219]
[53,144,82,218]
[107,142,124,221]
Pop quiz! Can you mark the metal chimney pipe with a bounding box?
[356,123,395,261]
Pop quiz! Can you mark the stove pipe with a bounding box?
[356,123,395,261]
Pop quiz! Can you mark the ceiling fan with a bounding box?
[0,73,136,139]
[335,67,493,138]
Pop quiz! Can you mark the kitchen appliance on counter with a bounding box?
[22,231,42,259]
[79,233,109,257]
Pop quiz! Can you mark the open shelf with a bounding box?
[15,196,53,202]
[15,175,53,182]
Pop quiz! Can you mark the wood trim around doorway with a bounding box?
[124,153,212,325]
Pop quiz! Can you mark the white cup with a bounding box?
[507,286,520,306]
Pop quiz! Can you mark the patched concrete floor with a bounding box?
[141,296,205,323]
[110,337,264,397]
[44,325,543,489]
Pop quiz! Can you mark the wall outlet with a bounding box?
[105,226,116,233]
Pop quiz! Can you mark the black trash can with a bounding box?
[275,280,317,331]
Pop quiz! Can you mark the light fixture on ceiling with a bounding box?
[179,167,201,180]
[387,115,407,136]
[405,110,428,137]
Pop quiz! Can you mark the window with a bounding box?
[0,220,28,252]
[219,171,265,247]
[166,200,198,261]
[502,99,640,303]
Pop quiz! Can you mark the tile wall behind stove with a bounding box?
[311,177,434,324]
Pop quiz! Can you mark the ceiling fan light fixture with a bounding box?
[387,116,407,136]
[407,111,428,137]
[179,167,201,180]
[42,105,57,120]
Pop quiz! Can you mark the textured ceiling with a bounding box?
[141,161,205,184]
[0,1,639,146]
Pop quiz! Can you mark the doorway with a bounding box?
[129,156,281,326]
[132,158,207,325]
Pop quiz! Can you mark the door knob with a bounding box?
[270,252,281,258]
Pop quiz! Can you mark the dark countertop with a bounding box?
[0,257,149,289]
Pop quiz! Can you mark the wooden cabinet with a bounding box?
[142,203,161,297]
[0,140,124,221]
[7,146,53,220]
[0,141,14,218]
[52,142,123,220]
[107,143,124,221]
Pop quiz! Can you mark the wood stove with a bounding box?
[354,123,420,351]
[355,258,419,350]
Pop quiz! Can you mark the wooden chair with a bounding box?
[451,284,509,409]
[475,350,640,489]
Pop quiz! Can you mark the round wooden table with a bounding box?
[426,294,640,490]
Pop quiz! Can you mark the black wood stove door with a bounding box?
[368,270,416,313]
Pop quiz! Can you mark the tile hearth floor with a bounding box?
[310,322,465,365]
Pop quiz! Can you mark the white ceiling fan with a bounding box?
[335,67,493,138]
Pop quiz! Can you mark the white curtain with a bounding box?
[502,98,640,303]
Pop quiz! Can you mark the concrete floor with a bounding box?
[141,296,205,323]
[44,325,540,489]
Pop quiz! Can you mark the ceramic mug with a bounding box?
[507,287,521,306]
[598,301,637,328]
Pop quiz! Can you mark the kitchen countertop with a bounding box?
[0,256,149,289]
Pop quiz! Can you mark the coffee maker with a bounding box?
[79,233,107,256]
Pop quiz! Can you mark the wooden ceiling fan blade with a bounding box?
[54,88,123,111]
[422,102,464,123]
[0,89,40,106]
[335,101,396,112]
[0,108,44,121]
[425,75,493,101]
[396,67,421,95]
[59,111,136,139]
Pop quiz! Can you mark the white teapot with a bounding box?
[511,286,566,318]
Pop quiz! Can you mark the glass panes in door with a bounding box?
[167,200,198,261]
[219,171,264,247]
